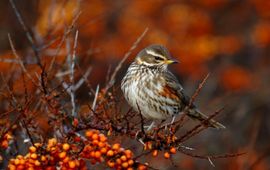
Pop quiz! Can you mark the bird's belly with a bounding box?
[124,81,180,120]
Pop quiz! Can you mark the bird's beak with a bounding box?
[165,58,179,64]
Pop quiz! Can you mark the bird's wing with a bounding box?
[163,71,195,108]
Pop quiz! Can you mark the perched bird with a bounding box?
[121,44,225,129]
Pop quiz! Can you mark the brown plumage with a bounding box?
[121,44,225,129]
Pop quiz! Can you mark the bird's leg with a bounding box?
[170,116,176,125]
[164,116,175,131]
[144,121,155,131]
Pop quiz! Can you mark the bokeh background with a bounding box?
[1,0,270,169]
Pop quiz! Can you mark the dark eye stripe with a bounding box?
[154,56,164,61]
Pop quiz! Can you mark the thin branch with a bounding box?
[104,27,149,92]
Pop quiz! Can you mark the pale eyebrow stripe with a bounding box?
[146,49,164,58]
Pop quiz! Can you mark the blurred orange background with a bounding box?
[0,0,270,169]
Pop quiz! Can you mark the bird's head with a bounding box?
[135,45,178,69]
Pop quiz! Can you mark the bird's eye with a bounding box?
[154,56,164,61]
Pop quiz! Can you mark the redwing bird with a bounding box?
[121,44,225,129]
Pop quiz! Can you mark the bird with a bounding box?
[121,44,225,129]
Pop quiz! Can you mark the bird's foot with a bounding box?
[144,121,155,131]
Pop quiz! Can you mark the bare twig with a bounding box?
[104,27,149,92]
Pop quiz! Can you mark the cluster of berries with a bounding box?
[8,130,147,169]
[1,132,12,149]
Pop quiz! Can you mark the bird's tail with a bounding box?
[187,109,226,129]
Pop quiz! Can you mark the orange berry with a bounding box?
[90,151,95,158]
[94,151,101,159]
[124,150,133,158]
[100,147,107,154]
[19,159,25,165]
[98,142,105,148]
[120,155,127,162]
[48,138,57,146]
[16,165,24,169]
[128,159,134,166]
[62,143,70,151]
[106,150,114,157]
[127,168,134,170]
[107,160,115,168]
[30,153,37,159]
[5,133,12,140]
[152,150,158,157]
[164,152,170,159]
[16,155,23,159]
[92,139,99,145]
[41,156,47,162]
[34,160,41,166]
[34,143,42,148]
[138,164,147,170]
[112,143,120,151]
[59,152,67,159]
[92,133,99,140]
[1,140,8,148]
[29,146,36,153]
[85,130,93,138]
[75,159,80,166]
[63,156,70,163]
[116,158,122,165]
[99,134,107,142]
[14,158,20,165]
[68,160,76,168]
[122,162,129,168]
[170,147,176,154]
[8,164,16,170]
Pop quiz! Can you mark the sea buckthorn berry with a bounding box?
[69,160,76,168]
[107,150,114,157]
[48,138,57,146]
[92,139,99,145]
[63,156,70,163]
[116,158,122,165]
[92,133,99,140]
[128,159,134,166]
[122,162,129,168]
[85,130,94,138]
[127,168,134,170]
[41,156,47,162]
[59,152,67,159]
[5,133,12,140]
[138,164,147,170]
[99,134,107,142]
[98,142,105,148]
[120,155,127,162]
[170,147,176,154]
[14,159,20,165]
[34,160,41,166]
[100,147,107,154]
[34,143,42,147]
[152,150,158,157]
[112,143,120,151]
[124,150,133,158]
[107,160,115,168]
[30,153,38,159]
[164,152,170,159]
[29,146,36,153]
[62,143,70,151]
[1,140,8,149]
[94,151,101,159]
